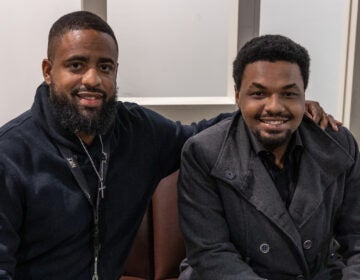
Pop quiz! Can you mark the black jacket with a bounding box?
[0,83,229,279]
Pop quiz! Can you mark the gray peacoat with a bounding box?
[178,112,360,280]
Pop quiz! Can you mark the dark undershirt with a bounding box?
[259,146,302,208]
[246,127,303,209]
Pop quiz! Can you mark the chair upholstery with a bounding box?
[121,209,153,279]
[120,171,185,280]
[152,171,185,280]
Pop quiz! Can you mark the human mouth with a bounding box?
[258,116,290,131]
[76,91,104,107]
[261,119,287,125]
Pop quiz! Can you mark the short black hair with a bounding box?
[47,11,118,59]
[233,34,310,90]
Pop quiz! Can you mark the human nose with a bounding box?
[82,67,101,87]
[264,94,285,113]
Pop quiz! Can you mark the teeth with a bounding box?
[77,93,101,100]
[263,120,285,125]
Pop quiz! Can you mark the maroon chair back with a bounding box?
[120,171,185,280]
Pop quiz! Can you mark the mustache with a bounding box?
[71,86,107,97]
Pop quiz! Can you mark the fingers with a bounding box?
[304,111,312,120]
[319,111,329,130]
[327,114,342,132]
[305,100,322,123]
[304,100,342,132]
[319,113,341,131]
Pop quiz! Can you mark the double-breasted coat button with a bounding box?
[259,243,270,254]
[225,170,235,180]
[303,239,312,250]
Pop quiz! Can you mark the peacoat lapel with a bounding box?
[288,118,354,228]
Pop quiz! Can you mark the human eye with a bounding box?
[249,91,265,98]
[99,63,114,73]
[67,61,83,72]
[283,91,299,98]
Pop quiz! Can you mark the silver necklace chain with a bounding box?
[77,135,107,199]
[77,135,107,280]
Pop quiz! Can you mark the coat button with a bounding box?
[259,243,270,254]
[303,239,312,250]
[225,170,235,180]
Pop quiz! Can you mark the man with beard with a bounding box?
[0,11,338,280]
[178,35,360,280]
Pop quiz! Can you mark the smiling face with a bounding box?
[236,60,305,157]
[42,29,118,137]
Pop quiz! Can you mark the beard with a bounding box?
[49,83,117,135]
[254,129,293,151]
[252,111,294,151]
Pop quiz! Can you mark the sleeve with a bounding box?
[332,130,360,280]
[178,139,266,280]
[0,166,22,279]
[140,106,234,178]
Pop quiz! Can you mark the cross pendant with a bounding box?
[99,184,106,199]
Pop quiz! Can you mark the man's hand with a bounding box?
[305,100,342,131]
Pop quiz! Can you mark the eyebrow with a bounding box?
[64,55,88,63]
[98,58,116,64]
[64,55,116,65]
[251,82,301,90]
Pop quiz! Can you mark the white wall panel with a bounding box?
[0,0,81,125]
[260,0,349,119]
[107,0,238,104]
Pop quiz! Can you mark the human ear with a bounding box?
[234,85,241,107]
[42,59,53,85]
